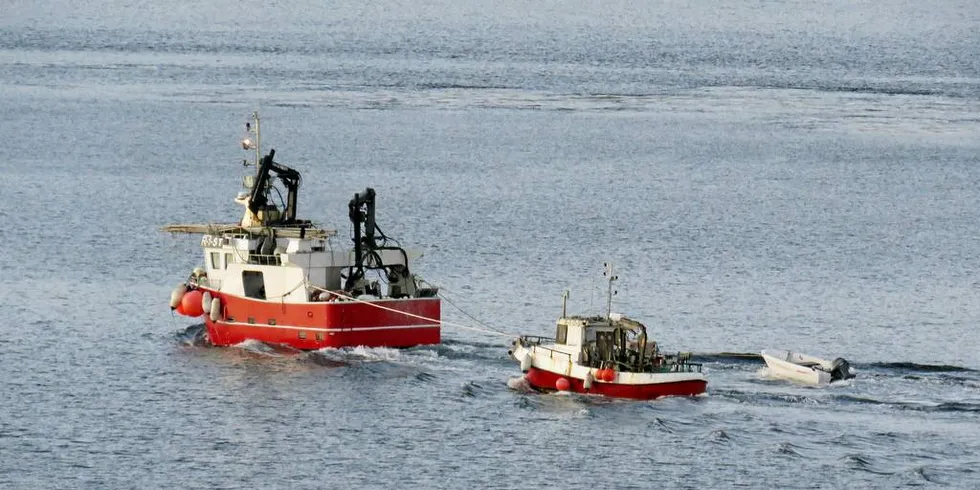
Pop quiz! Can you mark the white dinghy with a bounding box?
[761,349,855,385]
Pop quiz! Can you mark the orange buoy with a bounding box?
[603,369,616,382]
[180,289,205,317]
[555,377,571,391]
[175,301,186,315]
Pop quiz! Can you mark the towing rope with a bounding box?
[307,283,515,339]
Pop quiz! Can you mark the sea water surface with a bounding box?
[2,0,980,488]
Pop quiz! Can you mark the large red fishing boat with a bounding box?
[165,112,440,349]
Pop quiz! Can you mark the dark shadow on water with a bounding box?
[174,323,208,347]
[440,338,509,350]
[864,361,977,373]
[513,394,540,411]
[774,442,803,458]
[841,454,893,476]
[459,380,490,398]
[304,351,349,368]
[704,428,732,445]
[431,343,510,363]
[693,352,763,365]
[909,466,943,485]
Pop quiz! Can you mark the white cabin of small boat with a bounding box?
[549,313,666,366]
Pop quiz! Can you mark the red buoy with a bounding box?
[555,377,571,391]
[603,369,616,382]
[180,290,205,317]
[175,301,186,316]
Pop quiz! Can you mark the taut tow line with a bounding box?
[307,283,515,339]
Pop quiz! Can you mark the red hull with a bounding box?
[525,367,706,400]
[198,288,440,349]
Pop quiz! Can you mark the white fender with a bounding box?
[209,297,222,322]
[520,353,532,373]
[201,292,212,314]
[169,284,187,309]
[583,371,594,391]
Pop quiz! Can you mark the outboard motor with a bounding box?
[830,358,855,382]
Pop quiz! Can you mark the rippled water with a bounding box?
[2,0,980,488]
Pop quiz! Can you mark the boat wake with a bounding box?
[697,352,978,374]
[310,345,407,364]
[172,336,980,412]
[712,388,980,414]
[233,339,302,357]
[506,375,533,393]
[170,330,506,379]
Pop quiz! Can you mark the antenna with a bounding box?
[241,111,260,167]
[561,290,569,318]
[603,262,618,321]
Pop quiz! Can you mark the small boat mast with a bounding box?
[559,262,616,321]
[604,262,618,322]
[241,111,261,168]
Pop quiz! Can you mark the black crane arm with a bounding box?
[247,149,302,224]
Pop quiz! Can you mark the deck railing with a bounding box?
[518,336,574,361]
[519,335,703,373]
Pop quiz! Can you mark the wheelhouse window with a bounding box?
[556,324,568,344]
[242,270,266,299]
[210,252,221,269]
[224,253,233,269]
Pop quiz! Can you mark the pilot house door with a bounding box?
[595,331,615,361]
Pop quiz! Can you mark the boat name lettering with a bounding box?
[201,235,223,248]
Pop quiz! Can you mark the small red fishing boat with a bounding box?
[509,265,706,400]
[164,112,440,349]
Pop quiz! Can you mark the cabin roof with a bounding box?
[560,314,647,333]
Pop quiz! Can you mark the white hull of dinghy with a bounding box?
[761,349,835,385]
